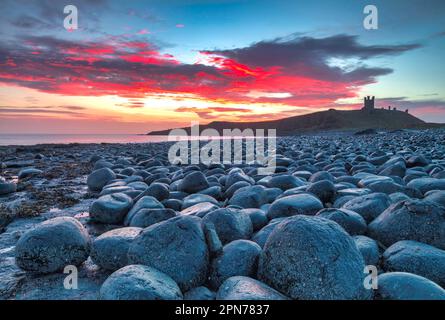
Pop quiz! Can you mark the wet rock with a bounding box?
[342,193,391,223]
[267,175,305,190]
[309,171,334,183]
[100,265,183,300]
[216,276,288,300]
[163,198,182,211]
[0,182,17,195]
[198,186,223,200]
[93,159,114,170]
[251,218,285,248]
[407,177,445,195]
[316,208,367,235]
[307,180,337,203]
[209,240,261,289]
[407,155,430,168]
[333,195,356,208]
[184,286,215,300]
[224,181,251,199]
[87,168,116,192]
[264,187,283,203]
[203,222,223,257]
[202,208,253,244]
[389,192,411,204]
[178,171,209,194]
[229,185,267,209]
[128,208,177,228]
[128,215,209,291]
[90,193,133,224]
[91,227,142,271]
[182,194,219,209]
[242,209,268,231]
[138,182,169,202]
[358,175,393,188]
[124,196,164,225]
[424,190,445,206]
[375,272,445,300]
[382,240,445,287]
[18,168,43,180]
[225,170,254,189]
[258,215,369,299]
[368,199,445,250]
[15,217,91,273]
[267,193,323,219]
[180,202,219,218]
[353,235,379,266]
[379,162,406,178]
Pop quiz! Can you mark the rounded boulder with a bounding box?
[368,199,445,250]
[15,217,90,273]
[267,193,323,220]
[376,272,445,300]
[202,208,253,244]
[209,240,261,289]
[100,265,183,300]
[127,215,209,291]
[258,215,369,300]
[90,193,133,224]
[91,227,142,271]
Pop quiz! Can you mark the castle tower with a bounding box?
[362,96,375,111]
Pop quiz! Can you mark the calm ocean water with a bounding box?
[0,134,172,146]
[0,134,254,146]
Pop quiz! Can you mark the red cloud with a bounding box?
[0,34,421,118]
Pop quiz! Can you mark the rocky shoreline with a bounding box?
[1,129,445,300]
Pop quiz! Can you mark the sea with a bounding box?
[0,134,257,146]
[0,134,172,146]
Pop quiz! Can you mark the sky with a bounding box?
[0,0,444,134]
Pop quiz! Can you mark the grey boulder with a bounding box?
[258,215,370,300]
[91,227,142,271]
[376,272,445,300]
[307,180,337,204]
[15,217,90,273]
[216,276,288,300]
[0,182,17,195]
[316,208,367,235]
[368,199,445,250]
[127,215,209,291]
[100,265,183,300]
[407,177,445,195]
[18,168,43,180]
[184,286,215,300]
[342,192,391,223]
[382,240,445,287]
[128,208,177,228]
[124,196,164,225]
[209,240,261,289]
[178,171,209,193]
[87,167,116,192]
[90,193,133,224]
[267,193,323,220]
[202,208,253,244]
[353,235,380,266]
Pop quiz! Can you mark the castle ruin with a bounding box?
[362,96,375,111]
[361,96,408,113]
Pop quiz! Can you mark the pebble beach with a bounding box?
[1,129,445,300]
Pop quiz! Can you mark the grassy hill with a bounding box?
[147,108,443,136]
